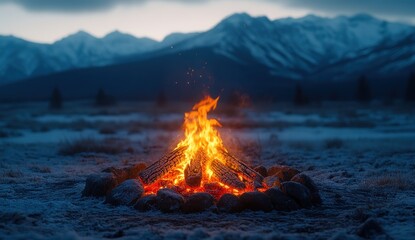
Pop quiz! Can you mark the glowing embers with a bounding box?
[139,96,263,198]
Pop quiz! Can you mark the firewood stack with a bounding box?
[139,146,187,185]
[138,147,264,190]
[184,150,204,187]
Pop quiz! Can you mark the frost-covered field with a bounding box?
[1,101,414,239]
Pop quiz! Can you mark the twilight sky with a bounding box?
[0,0,414,43]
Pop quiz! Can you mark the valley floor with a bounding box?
[1,101,414,239]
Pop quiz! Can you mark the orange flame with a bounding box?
[144,96,249,197]
[174,96,224,184]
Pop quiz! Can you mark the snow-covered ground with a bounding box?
[1,101,414,239]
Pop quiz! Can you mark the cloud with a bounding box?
[275,0,415,18]
[0,0,207,12]
[1,0,414,19]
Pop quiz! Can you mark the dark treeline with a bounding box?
[12,71,415,107]
[49,87,62,109]
[405,72,415,102]
[292,72,415,105]
[95,88,116,107]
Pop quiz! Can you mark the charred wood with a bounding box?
[211,159,246,190]
[220,149,264,188]
[184,150,204,187]
[139,147,187,185]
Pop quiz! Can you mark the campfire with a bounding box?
[139,96,263,198]
[83,95,322,213]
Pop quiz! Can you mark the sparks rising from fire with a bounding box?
[140,96,262,198]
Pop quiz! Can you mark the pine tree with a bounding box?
[405,72,415,102]
[357,75,371,103]
[156,90,167,107]
[294,84,308,105]
[49,87,62,109]
[95,88,115,106]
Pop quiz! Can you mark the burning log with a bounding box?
[184,150,205,187]
[139,146,187,185]
[219,149,264,188]
[211,159,246,190]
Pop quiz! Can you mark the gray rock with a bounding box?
[133,194,157,212]
[239,191,273,212]
[105,179,144,206]
[217,194,243,213]
[125,162,147,179]
[254,165,267,177]
[182,192,215,213]
[82,172,118,197]
[281,181,312,208]
[102,167,129,182]
[102,163,147,181]
[267,165,300,181]
[351,208,370,222]
[103,230,124,239]
[356,218,389,239]
[156,188,185,213]
[264,187,299,211]
[291,173,322,205]
[291,173,318,192]
[263,175,282,188]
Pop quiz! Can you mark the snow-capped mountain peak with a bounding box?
[162,13,414,79]
[54,30,97,45]
[1,13,414,85]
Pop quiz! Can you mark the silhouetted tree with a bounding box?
[329,91,339,102]
[357,75,371,103]
[405,72,415,102]
[95,88,115,106]
[156,90,167,107]
[294,84,308,105]
[383,88,397,106]
[49,87,62,109]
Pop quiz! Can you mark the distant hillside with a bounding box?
[1,47,292,102]
[0,13,414,102]
[0,31,198,85]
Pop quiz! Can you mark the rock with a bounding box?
[356,218,388,239]
[291,173,322,205]
[105,179,144,206]
[351,208,370,222]
[281,181,312,208]
[102,163,147,181]
[263,175,282,188]
[102,167,129,183]
[217,194,243,213]
[264,187,299,211]
[267,165,300,181]
[156,188,185,213]
[254,165,267,177]
[103,230,124,239]
[82,172,118,197]
[182,193,215,213]
[133,194,157,212]
[291,173,318,192]
[239,191,273,212]
[125,162,147,179]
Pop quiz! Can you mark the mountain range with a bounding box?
[0,13,414,102]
